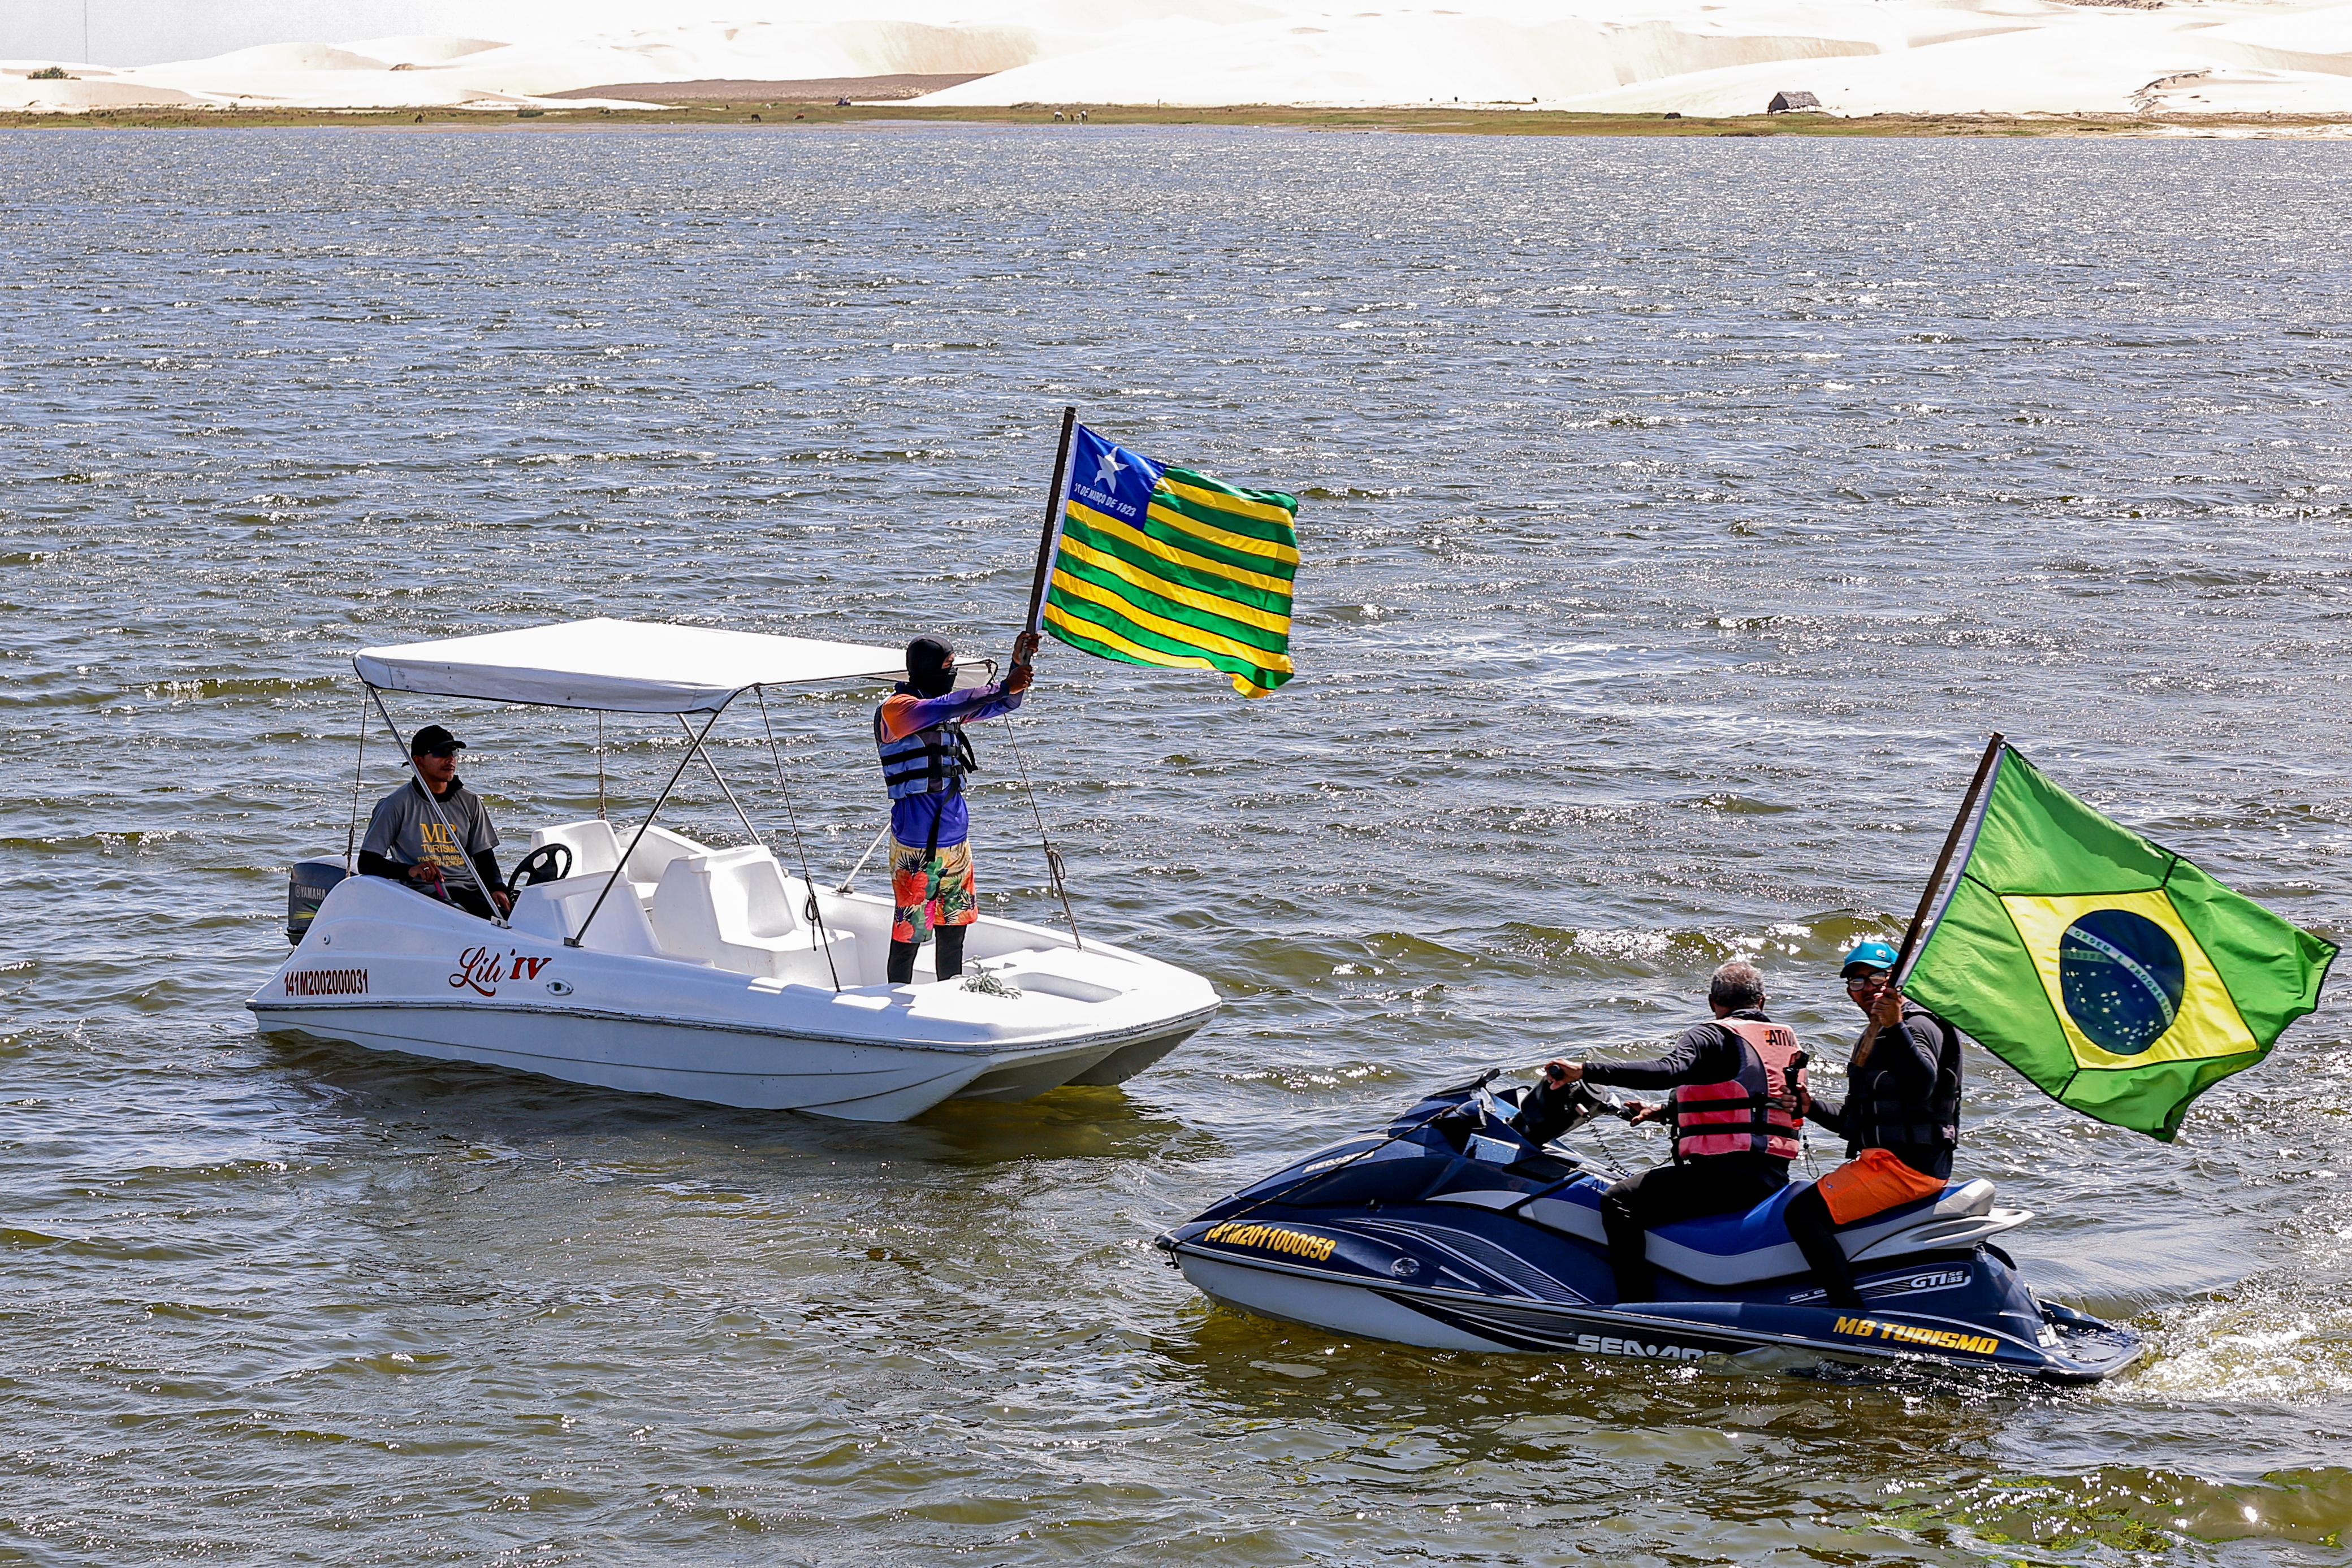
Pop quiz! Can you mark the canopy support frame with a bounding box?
[755,686,843,991]
[568,700,730,949]
[674,713,763,848]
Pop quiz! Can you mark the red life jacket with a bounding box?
[1670,1017,1809,1162]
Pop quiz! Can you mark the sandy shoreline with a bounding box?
[544,73,988,102]
[5,101,2351,137]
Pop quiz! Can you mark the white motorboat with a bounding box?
[249,618,1219,1121]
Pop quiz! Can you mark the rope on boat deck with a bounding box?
[1000,711,1083,952]
[754,685,842,993]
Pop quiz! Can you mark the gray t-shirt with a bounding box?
[361,777,499,874]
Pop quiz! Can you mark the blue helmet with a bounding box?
[1840,939,1900,977]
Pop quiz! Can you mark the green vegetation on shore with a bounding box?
[4,101,2345,137]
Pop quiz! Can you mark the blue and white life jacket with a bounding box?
[875,708,980,802]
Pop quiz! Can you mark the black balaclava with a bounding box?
[906,636,956,699]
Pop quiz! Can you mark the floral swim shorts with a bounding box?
[890,838,978,944]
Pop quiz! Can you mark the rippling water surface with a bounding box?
[5,127,2352,1563]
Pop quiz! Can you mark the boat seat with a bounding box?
[1524,1177,2000,1288]
[624,824,710,886]
[531,820,712,908]
[531,820,625,878]
[507,869,668,958]
[647,846,855,986]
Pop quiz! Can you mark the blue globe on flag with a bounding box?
[2058,908,2186,1056]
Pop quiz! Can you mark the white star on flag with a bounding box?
[1094,448,1125,490]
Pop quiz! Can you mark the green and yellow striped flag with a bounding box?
[1040,423,1298,697]
[1904,743,2336,1140]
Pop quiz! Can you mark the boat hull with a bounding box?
[1168,1241,2141,1383]
[251,872,1217,1121]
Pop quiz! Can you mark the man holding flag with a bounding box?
[913,407,1298,964]
[1784,939,1966,1310]
[874,630,1037,986]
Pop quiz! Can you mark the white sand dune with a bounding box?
[6,0,2351,116]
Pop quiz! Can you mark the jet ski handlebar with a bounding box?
[1506,1075,1638,1146]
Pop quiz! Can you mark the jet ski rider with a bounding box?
[356,724,511,921]
[1543,960,1808,1305]
[874,630,1037,986]
[1782,940,1965,1310]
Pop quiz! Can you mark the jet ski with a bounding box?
[1155,1072,2142,1384]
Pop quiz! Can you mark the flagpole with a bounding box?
[1024,405,1078,640]
[1893,731,2007,976]
[1009,404,1084,950]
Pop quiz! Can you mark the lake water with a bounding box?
[4,125,2351,1563]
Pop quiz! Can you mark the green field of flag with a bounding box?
[1043,424,1298,698]
[1904,744,2335,1140]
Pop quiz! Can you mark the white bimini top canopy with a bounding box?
[353,618,906,714]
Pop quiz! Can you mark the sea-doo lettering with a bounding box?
[1573,1334,1709,1361]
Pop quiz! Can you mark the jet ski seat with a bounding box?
[1518,1177,2007,1287]
[647,846,856,986]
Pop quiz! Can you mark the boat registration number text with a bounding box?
[283,967,369,997]
[1202,1221,1338,1262]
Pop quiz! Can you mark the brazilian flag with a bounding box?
[1044,424,1298,698]
[1904,744,2336,1141]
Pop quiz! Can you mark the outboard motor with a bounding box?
[286,858,350,945]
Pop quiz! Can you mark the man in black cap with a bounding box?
[357,723,511,921]
[873,631,1036,984]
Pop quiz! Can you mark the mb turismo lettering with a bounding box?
[1203,1221,1337,1262]
[1573,1333,1708,1362]
[1832,1315,2000,1355]
[284,968,368,997]
[450,946,555,999]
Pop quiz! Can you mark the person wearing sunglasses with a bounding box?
[357,724,511,920]
[1781,939,1965,1310]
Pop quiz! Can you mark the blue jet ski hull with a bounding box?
[1157,1078,2142,1385]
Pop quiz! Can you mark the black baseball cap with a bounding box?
[410,724,466,757]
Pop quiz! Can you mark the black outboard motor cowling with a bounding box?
[286,858,350,944]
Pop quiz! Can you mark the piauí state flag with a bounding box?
[1041,424,1298,698]
[1903,744,2336,1141]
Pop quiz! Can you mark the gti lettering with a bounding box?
[450,947,552,998]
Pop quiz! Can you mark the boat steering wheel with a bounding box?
[509,843,572,889]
